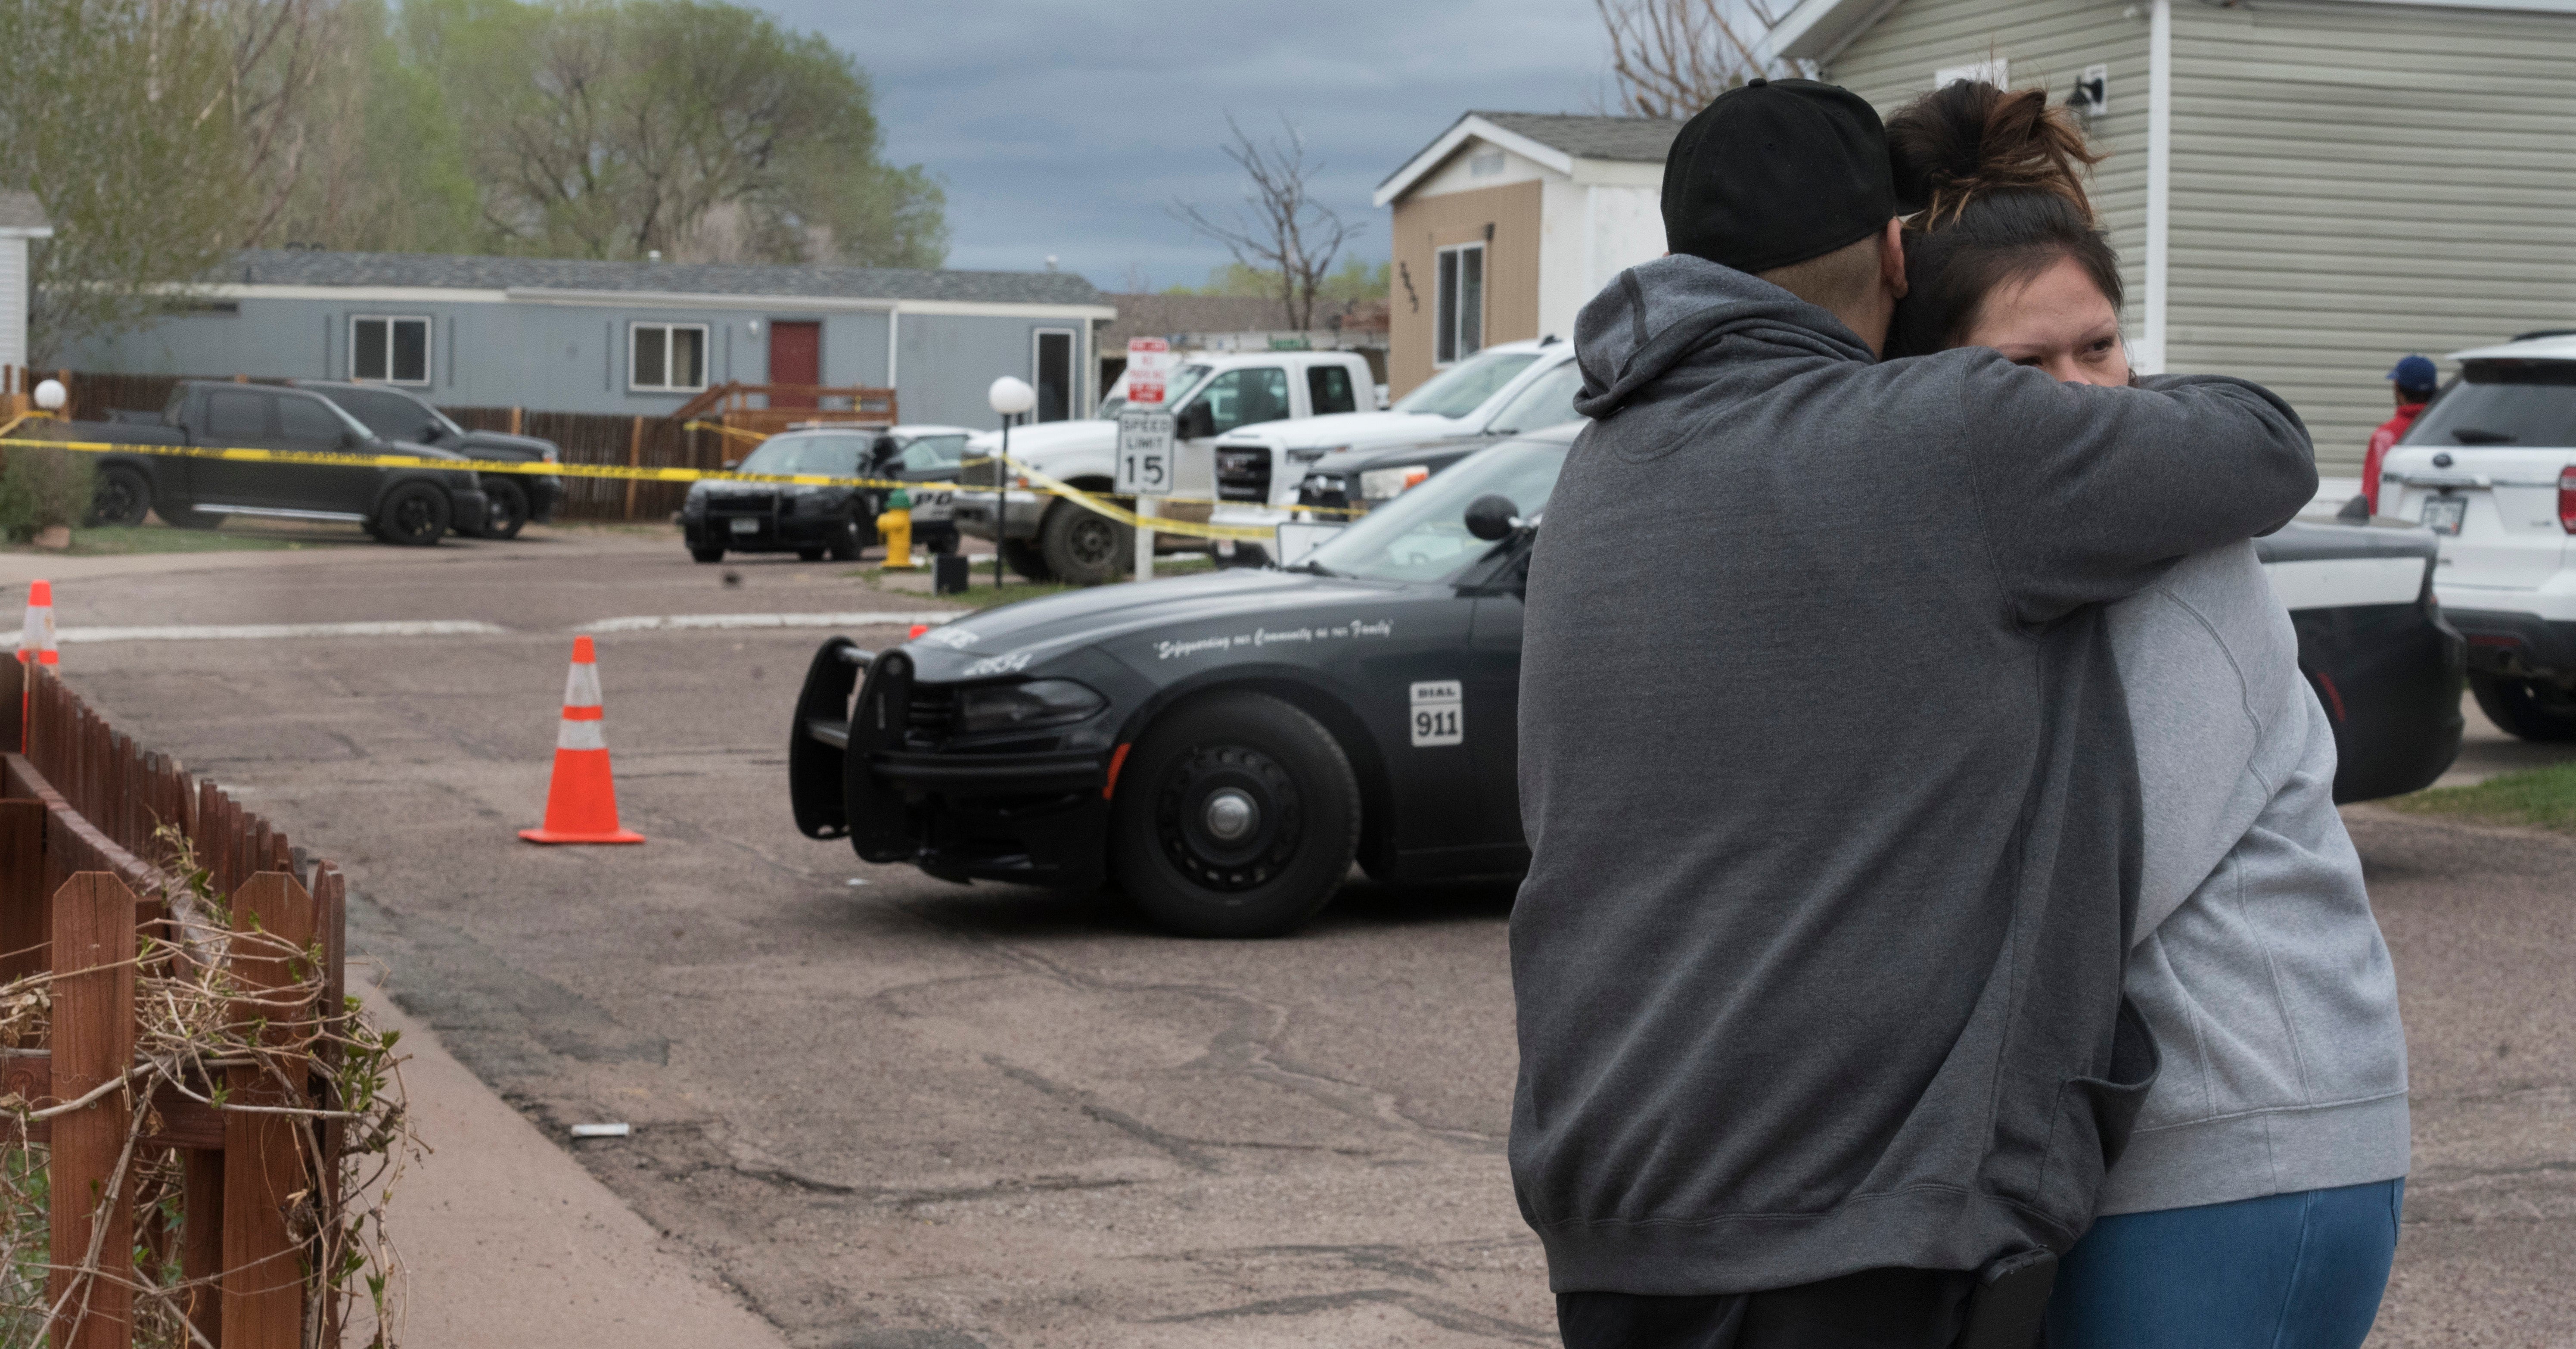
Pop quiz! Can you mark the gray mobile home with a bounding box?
[63,250,1118,429]
[1769,0,2576,471]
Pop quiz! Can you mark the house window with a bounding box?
[1033,328,1075,422]
[1435,243,1485,366]
[351,315,430,385]
[631,322,709,392]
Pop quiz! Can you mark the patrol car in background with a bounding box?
[789,427,2462,938]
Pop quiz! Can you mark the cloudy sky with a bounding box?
[756,1,1613,291]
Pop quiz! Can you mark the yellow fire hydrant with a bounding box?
[877,488,917,569]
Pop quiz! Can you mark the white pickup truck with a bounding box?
[951,349,1378,585]
[1208,338,1583,536]
[2376,330,2576,740]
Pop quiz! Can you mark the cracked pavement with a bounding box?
[9,527,2573,1345]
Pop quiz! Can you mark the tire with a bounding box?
[1037,499,1131,586]
[925,530,959,556]
[691,546,725,564]
[87,466,152,528]
[374,483,451,546]
[476,480,530,540]
[797,546,827,562]
[1001,538,1052,582]
[2468,672,2576,743]
[828,517,864,561]
[1111,692,1361,938]
[159,501,221,530]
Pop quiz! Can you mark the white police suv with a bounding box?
[2377,330,2576,739]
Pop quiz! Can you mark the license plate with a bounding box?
[729,517,760,534]
[2420,495,2466,536]
[909,489,954,521]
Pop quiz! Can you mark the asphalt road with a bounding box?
[6,522,2572,1347]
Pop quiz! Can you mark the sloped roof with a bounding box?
[1376,112,1684,206]
[1100,293,1387,348]
[222,248,1109,308]
[0,190,53,234]
[1469,112,1688,163]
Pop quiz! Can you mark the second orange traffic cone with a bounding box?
[519,635,645,845]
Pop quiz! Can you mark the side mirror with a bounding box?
[1464,494,1520,542]
[1176,402,1216,440]
[419,421,443,443]
[342,427,367,449]
[722,458,742,471]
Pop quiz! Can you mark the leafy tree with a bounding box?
[410,0,945,266]
[0,0,252,361]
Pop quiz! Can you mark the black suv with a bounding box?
[293,381,565,539]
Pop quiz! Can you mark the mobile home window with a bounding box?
[1033,328,1075,422]
[1435,243,1484,366]
[351,315,431,385]
[631,322,709,392]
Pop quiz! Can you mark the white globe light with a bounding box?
[987,376,1036,417]
[33,379,65,412]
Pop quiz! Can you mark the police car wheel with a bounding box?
[827,519,862,561]
[1112,692,1359,938]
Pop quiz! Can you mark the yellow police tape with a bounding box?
[0,430,1320,543]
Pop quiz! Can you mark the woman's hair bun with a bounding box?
[1887,81,2102,226]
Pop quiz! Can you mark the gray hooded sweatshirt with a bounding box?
[2105,545,2409,1214]
[1511,256,2316,1296]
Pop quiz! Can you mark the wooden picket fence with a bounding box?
[1,657,352,1348]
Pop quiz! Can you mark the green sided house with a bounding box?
[1765,0,2576,472]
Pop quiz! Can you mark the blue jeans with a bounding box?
[2045,1179,2404,1349]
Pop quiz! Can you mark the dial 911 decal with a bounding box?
[1410,680,1464,747]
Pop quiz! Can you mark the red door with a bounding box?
[769,321,820,407]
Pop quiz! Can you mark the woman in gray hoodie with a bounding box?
[1886,83,2410,1348]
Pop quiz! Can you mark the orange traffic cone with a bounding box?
[17,579,55,752]
[519,636,645,845]
[17,579,56,668]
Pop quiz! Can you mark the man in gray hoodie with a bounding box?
[1512,80,2318,1346]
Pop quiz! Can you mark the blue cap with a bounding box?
[2388,354,2439,396]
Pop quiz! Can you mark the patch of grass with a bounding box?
[845,555,1219,611]
[2384,761,2576,832]
[5,525,312,555]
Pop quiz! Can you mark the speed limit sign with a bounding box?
[1116,409,1175,496]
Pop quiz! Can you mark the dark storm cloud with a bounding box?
[755,1,1610,289]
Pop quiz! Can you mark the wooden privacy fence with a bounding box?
[0,657,372,1348]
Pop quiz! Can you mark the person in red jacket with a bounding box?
[2362,355,2439,514]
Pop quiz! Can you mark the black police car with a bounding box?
[683,424,970,564]
[790,425,2461,938]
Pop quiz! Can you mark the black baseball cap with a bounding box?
[1662,78,1899,274]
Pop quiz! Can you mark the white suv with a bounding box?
[1209,337,1582,527]
[2378,330,2576,739]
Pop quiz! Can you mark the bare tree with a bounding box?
[1170,115,1353,332]
[1596,0,1789,121]
[216,0,338,247]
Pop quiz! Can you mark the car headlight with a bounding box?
[1360,465,1431,501]
[954,679,1107,734]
